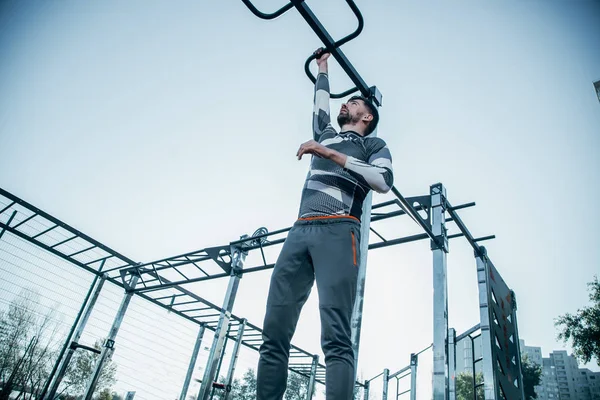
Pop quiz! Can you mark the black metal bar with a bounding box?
[370,227,387,243]
[415,343,433,356]
[230,226,291,245]
[391,186,437,241]
[50,235,78,249]
[0,200,15,215]
[473,235,495,242]
[239,0,294,20]
[241,237,286,252]
[445,201,484,257]
[11,212,37,229]
[371,209,407,222]
[0,210,17,240]
[68,245,96,257]
[75,343,102,355]
[368,233,428,250]
[372,200,398,210]
[456,324,481,342]
[291,0,372,100]
[135,263,277,294]
[448,202,476,211]
[32,224,58,239]
[0,188,136,266]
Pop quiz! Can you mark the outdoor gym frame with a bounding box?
[0,1,526,400]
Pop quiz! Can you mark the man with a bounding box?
[257,49,394,399]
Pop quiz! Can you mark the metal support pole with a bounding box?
[179,324,206,400]
[351,122,379,379]
[46,273,108,399]
[41,263,106,400]
[223,319,247,400]
[448,329,456,400]
[431,183,449,400]
[476,248,496,400]
[209,337,229,400]
[382,368,389,400]
[410,353,418,400]
[82,274,139,400]
[306,355,319,400]
[512,293,526,400]
[197,245,246,400]
[363,380,370,400]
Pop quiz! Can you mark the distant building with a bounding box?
[520,340,600,400]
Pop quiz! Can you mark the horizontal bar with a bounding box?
[230,226,291,246]
[32,224,58,239]
[389,365,410,380]
[455,324,481,342]
[372,199,398,210]
[0,200,15,215]
[0,188,136,266]
[474,235,495,242]
[445,201,484,257]
[371,209,407,223]
[12,212,37,229]
[447,202,476,211]
[415,343,433,356]
[239,0,294,20]
[391,187,437,242]
[75,343,102,354]
[68,244,96,257]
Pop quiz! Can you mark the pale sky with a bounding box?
[1,1,599,399]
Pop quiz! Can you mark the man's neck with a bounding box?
[340,125,365,136]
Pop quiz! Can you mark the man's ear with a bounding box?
[362,114,374,123]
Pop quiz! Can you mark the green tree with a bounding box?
[0,293,117,400]
[555,276,600,365]
[97,388,112,400]
[59,339,118,397]
[0,292,63,400]
[520,355,542,400]
[455,372,484,400]
[213,368,256,400]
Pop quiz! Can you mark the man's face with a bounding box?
[337,98,367,127]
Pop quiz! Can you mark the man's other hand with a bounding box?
[297,140,330,160]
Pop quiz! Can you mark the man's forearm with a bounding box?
[318,62,328,75]
[325,148,347,167]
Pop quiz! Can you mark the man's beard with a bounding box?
[337,112,359,127]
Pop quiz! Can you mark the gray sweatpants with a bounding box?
[257,217,361,400]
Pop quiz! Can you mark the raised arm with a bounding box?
[313,50,336,141]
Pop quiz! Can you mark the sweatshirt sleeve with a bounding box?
[343,137,394,193]
[313,73,337,141]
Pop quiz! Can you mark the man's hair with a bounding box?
[348,95,379,135]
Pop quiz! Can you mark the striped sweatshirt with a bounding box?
[298,73,394,221]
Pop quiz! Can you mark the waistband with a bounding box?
[295,215,361,226]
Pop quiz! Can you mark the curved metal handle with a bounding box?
[240,0,293,20]
[304,53,359,99]
[334,0,364,48]
[302,0,364,99]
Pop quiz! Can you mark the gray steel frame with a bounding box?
[1,179,498,398]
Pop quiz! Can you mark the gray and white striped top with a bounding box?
[298,73,394,221]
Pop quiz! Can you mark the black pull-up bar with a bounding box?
[240,0,294,20]
[240,0,382,106]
